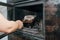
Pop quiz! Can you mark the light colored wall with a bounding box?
[0,0,7,3]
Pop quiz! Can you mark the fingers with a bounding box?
[16,20,23,29]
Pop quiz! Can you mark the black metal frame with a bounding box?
[15,1,44,7]
[0,2,14,7]
[11,1,44,40]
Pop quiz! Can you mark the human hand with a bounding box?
[16,20,23,29]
